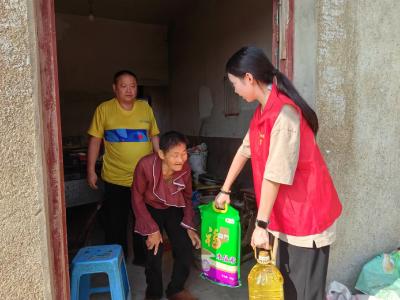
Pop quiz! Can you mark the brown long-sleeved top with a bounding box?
[131,153,196,235]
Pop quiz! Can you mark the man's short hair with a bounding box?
[113,70,137,84]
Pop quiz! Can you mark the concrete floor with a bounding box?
[69,208,253,299]
[91,250,254,300]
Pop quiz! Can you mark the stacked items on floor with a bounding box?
[238,188,257,263]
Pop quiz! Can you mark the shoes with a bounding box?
[167,289,198,300]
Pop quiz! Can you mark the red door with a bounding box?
[273,0,294,79]
[35,0,70,299]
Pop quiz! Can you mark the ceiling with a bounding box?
[54,0,197,25]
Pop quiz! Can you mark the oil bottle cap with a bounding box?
[257,250,271,264]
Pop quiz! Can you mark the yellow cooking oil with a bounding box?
[248,250,284,299]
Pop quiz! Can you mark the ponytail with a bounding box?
[274,70,319,135]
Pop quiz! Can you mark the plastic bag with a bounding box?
[326,281,378,300]
[375,278,400,300]
[355,250,400,296]
[188,143,207,182]
[199,202,241,287]
[326,281,353,300]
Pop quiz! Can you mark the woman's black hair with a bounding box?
[226,46,319,135]
[159,131,189,152]
[113,70,137,84]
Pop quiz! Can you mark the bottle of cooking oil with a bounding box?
[248,249,284,299]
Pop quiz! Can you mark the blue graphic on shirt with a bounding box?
[104,129,149,142]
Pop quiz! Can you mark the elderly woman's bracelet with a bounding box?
[219,189,231,195]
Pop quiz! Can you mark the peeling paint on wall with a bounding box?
[0,0,51,299]
[316,0,400,289]
[317,0,349,126]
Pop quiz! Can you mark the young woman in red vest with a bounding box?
[215,46,342,300]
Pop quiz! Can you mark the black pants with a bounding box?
[145,205,193,298]
[277,240,330,300]
[100,181,146,262]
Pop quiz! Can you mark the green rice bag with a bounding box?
[199,201,241,287]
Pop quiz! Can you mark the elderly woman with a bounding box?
[131,131,200,300]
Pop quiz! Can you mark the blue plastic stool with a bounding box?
[70,244,131,300]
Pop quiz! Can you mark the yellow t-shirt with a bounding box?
[88,98,160,187]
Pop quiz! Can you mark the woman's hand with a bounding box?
[187,229,201,249]
[146,231,163,255]
[215,192,230,209]
[251,227,270,250]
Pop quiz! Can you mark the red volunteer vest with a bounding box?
[249,84,342,236]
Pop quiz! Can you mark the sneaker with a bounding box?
[167,289,198,300]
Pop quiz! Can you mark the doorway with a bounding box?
[36,0,293,297]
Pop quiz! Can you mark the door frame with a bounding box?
[273,0,294,79]
[35,0,70,299]
[36,0,294,297]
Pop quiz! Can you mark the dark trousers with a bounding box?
[145,205,193,298]
[100,181,146,262]
[277,240,330,300]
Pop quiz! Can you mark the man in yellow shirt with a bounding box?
[87,70,160,264]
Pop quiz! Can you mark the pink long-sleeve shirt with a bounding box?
[131,153,196,235]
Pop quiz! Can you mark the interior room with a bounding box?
[55,0,273,298]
